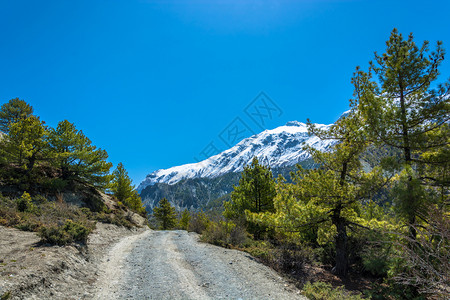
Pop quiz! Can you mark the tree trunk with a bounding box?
[332,215,348,277]
[26,152,36,175]
[399,85,417,240]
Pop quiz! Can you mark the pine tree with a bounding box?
[305,110,388,276]
[0,115,48,174]
[153,198,177,230]
[48,120,112,190]
[0,98,34,133]
[355,29,450,238]
[179,208,191,230]
[224,156,276,239]
[111,162,146,214]
[249,110,388,276]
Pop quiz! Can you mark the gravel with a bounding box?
[96,230,306,300]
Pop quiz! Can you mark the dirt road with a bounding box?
[94,230,306,299]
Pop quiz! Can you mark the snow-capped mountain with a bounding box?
[137,120,335,193]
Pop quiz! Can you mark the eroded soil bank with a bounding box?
[0,223,146,299]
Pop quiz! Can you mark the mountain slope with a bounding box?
[139,162,314,211]
[138,121,334,193]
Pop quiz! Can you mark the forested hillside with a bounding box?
[0,99,147,245]
[139,162,313,212]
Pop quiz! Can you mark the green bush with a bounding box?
[314,242,335,266]
[16,192,35,212]
[39,219,92,245]
[303,281,366,300]
[178,209,191,230]
[188,211,211,234]
[243,240,273,262]
[41,178,68,193]
[0,203,21,227]
[15,218,41,231]
[365,280,425,300]
[201,220,248,247]
[32,194,48,205]
[95,210,134,229]
[362,252,390,277]
[0,189,140,246]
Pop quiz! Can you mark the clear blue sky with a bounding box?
[1,0,449,185]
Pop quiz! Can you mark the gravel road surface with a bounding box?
[95,230,306,300]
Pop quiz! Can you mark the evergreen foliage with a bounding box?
[0,98,34,133]
[188,210,211,233]
[16,191,35,212]
[224,157,276,239]
[47,120,112,190]
[248,110,390,276]
[0,100,114,193]
[354,28,450,237]
[111,162,146,214]
[153,197,177,230]
[39,219,92,245]
[179,208,191,230]
[0,115,48,175]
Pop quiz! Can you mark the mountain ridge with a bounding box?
[138,119,337,193]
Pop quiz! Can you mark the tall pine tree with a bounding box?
[0,115,47,174]
[224,156,276,239]
[153,197,177,230]
[355,29,450,238]
[250,110,387,276]
[48,120,112,190]
[111,162,146,215]
[0,98,34,133]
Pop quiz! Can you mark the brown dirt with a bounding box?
[0,223,147,299]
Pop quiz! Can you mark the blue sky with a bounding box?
[1,0,450,185]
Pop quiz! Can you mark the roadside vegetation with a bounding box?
[168,29,449,300]
[0,99,147,245]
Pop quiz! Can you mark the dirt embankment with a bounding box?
[0,223,147,299]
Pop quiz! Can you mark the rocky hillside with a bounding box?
[138,120,334,192]
[139,162,318,212]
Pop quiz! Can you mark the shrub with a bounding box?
[0,205,20,227]
[201,220,248,247]
[32,194,48,205]
[16,192,35,212]
[95,210,134,229]
[365,280,425,300]
[15,217,41,231]
[243,240,273,262]
[303,281,365,300]
[39,219,92,245]
[178,209,191,230]
[271,242,314,278]
[188,211,211,234]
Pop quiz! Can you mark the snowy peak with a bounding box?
[137,120,335,192]
[284,121,306,127]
